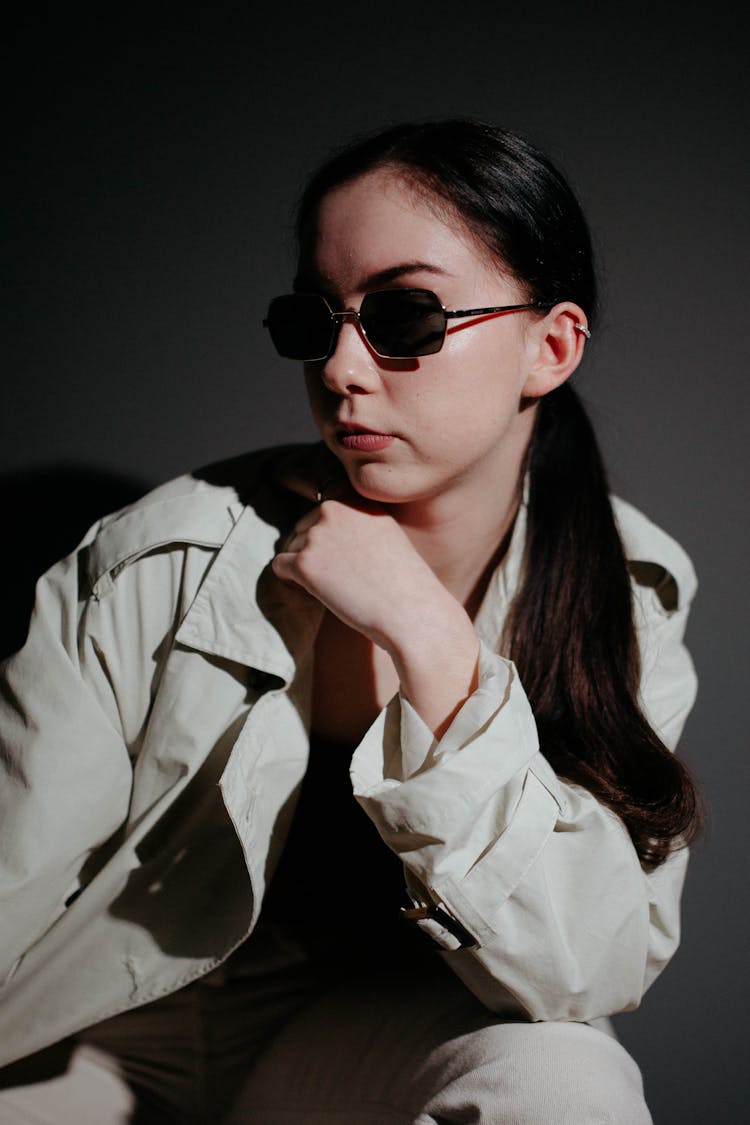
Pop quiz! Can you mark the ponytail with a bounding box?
[504,384,702,868]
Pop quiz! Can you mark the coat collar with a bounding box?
[175,505,323,687]
[473,495,527,654]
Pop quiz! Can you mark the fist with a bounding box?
[271,498,448,655]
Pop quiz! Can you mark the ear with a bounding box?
[522,303,590,398]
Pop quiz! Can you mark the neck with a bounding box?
[390,460,525,615]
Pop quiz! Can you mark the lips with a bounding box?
[335,422,396,452]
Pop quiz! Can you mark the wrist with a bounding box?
[385,594,480,738]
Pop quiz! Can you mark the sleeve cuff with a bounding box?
[348,643,545,884]
[351,641,526,789]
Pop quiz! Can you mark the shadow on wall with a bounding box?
[1,466,150,661]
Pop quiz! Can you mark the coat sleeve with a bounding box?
[0,524,215,983]
[350,549,698,1023]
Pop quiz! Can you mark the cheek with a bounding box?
[459,339,527,408]
[416,350,520,429]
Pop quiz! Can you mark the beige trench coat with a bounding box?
[0,448,698,1066]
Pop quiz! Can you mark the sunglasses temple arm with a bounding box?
[444,303,541,319]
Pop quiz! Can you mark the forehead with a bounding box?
[298,169,502,293]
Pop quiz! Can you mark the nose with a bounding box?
[318,313,381,396]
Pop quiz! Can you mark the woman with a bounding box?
[0,121,700,1123]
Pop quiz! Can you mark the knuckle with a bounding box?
[295,548,316,578]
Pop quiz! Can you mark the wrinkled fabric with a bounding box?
[0,965,651,1124]
[0,448,698,1065]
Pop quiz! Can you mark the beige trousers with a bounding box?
[0,928,652,1124]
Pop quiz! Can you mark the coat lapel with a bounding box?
[175,504,323,683]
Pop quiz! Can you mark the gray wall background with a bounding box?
[3,5,748,1121]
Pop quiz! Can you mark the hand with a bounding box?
[272,497,480,737]
[272,498,437,648]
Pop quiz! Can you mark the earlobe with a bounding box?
[522,303,590,398]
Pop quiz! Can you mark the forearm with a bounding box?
[351,642,690,1022]
[386,591,480,740]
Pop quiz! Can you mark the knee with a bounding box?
[421,1020,652,1125]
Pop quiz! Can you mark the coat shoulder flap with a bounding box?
[611,495,697,612]
[84,473,245,598]
[83,445,312,599]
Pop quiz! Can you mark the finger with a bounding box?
[292,505,326,535]
[278,526,308,553]
[271,551,303,583]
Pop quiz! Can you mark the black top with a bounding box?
[261,730,428,972]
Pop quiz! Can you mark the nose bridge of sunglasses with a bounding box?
[330,308,361,326]
[325,306,375,357]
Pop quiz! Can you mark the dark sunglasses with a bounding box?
[263,287,543,361]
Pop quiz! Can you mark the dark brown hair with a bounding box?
[296,119,701,868]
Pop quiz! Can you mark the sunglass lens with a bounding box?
[362,289,446,357]
[266,294,334,360]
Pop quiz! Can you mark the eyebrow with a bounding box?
[293,261,450,293]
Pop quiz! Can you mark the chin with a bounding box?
[344,462,437,506]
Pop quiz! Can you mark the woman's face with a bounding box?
[299,168,541,508]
